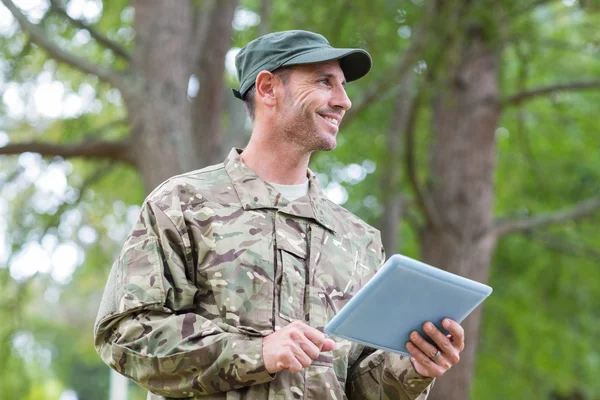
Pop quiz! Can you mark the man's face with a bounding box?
[275,60,352,153]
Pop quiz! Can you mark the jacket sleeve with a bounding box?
[346,346,434,400]
[93,200,275,398]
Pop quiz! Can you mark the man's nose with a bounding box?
[330,85,352,111]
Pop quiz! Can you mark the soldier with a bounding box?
[94,30,464,399]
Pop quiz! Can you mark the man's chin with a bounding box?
[325,141,337,151]
[298,129,337,153]
[314,139,337,152]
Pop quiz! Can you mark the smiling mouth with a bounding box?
[318,114,339,126]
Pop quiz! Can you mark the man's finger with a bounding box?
[287,355,304,373]
[286,339,312,371]
[406,342,444,378]
[423,322,458,360]
[279,350,302,372]
[300,325,328,348]
[297,336,322,359]
[442,319,465,351]
[292,345,313,368]
[321,338,335,352]
[409,330,439,361]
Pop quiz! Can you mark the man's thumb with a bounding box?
[321,338,336,351]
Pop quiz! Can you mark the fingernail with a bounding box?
[411,331,419,340]
[425,322,433,332]
[443,319,450,328]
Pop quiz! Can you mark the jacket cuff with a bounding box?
[383,352,434,399]
[234,336,277,385]
[109,335,275,397]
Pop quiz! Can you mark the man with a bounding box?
[94,30,464,399]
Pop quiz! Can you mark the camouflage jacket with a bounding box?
[94,148,434,399]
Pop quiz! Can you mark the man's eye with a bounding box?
[318,79,330,85]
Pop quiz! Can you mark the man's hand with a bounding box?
[405,318,464,378]
[262,321,336,374]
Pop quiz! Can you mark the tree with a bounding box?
[1,0,600,399]
[1,0,239,190]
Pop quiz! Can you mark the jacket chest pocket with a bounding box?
[275,214,309,323]
[279,249,307,321]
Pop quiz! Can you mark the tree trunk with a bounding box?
[379,81,415,253]
[126,0,195,191]
[192,0,239,166]
[125,0,237,192]
[423,30,501,400]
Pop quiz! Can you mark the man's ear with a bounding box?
[255,70,279,107]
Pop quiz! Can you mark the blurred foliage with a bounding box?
[0,0,599,399]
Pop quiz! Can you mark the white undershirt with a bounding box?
[268,180,309,202]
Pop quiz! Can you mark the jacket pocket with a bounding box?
[116,237,166,314]
[279,249,307,322]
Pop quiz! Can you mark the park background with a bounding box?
[0,0,599,399]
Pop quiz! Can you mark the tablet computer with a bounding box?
[324,254,493,356]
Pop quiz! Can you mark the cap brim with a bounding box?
[281,48,372,83]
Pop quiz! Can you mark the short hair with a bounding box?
[244,67,293,121]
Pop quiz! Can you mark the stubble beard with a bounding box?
[280,98,337,155]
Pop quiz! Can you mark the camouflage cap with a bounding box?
[232,30,372,100]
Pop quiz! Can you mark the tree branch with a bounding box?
[405,90,441,229]
[493,195,600,237]
[528,231,600,262]
[503,80,600,107]
[48,0,131,62]
[1,0,128,93]
[6,4,53,81]
[0,139,133,164]
[508,37,600,58]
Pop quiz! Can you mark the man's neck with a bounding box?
[242,132,311,185]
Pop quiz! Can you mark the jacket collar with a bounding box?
[224,148,336,233]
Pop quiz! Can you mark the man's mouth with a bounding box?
[317,113,340,127]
